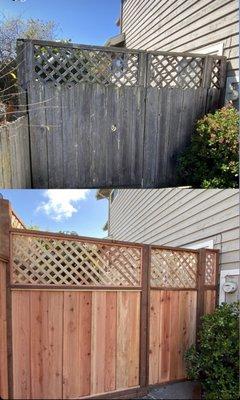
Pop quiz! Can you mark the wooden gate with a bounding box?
[148,246,219,386]
[17,40,226,188]
[0,200,219,399]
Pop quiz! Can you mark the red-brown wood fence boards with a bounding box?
[0,200,219,400]
[148,247,219,387]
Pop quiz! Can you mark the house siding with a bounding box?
[121,0,239,79]
[108,188,240,272]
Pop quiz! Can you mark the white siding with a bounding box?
[108,189,240,271]
[122,0,239,78]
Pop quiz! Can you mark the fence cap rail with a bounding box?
[9,228,218,254]
[16,38,227,60]
[16,38,145,54]
[10,228,145,248]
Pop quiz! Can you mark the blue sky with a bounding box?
[1,189,109,237]
[1,0,120,44]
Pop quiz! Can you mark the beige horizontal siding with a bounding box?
[122,0,239,78]
[109,189,240,272]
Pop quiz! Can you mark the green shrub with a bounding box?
[185,302,239,400]
[178,105,239,188]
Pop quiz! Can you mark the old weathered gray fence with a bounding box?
[17,39,226,188]
[0,116,31,188]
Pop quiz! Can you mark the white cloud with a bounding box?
[37,190,89,221]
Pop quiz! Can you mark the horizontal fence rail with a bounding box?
[0,202,220,399]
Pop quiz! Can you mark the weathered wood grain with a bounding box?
[14,40,225,188]
[143,87,210,187]
[0,117,31,188]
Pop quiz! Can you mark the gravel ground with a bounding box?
[140,381,201,399]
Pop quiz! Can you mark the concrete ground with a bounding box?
[141,381,202,399]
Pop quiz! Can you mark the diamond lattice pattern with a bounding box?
[148,54,204,89]
[33,45,139,86]
[11,213,24,229]
[12,235,142,287]
[204,251,217,285]
[210,59,221,89]
[151,248,198,288]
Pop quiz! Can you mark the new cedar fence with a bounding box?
[13,39,227,189]
[0,199,219,399]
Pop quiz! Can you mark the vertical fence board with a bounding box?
[45,84,64,188]
[12,291,31,399]
[63,291,92,399]
[204,290,216,315]
[104,292,117,393]
[91,292,107,395]
[116,292,140,389]
[28,82,49,188]
[30,291,63,399]
[149,290,161,385]
[0,261,8,399]
[158,291,171,383]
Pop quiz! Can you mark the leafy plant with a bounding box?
[185,302,239,399]
[178,104,239,188]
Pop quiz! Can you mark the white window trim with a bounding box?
[184,240,214,250]
[219,268,240,304]
[192,42,224,56]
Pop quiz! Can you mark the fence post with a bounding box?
[219,58,227,107]
[16,39,34,114]
[139,245,150,393]
[138,52,148,87]
[17,39,34,188]
[0,199,13,399]
[202,56,213,89]
[196,248,207,338]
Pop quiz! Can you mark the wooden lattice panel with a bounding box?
[11,234,142,287]
[11,213,25,229]
[151,248,198,288]
[204,250,217,286]
[210,59,221,89]
[33,44,139,86]
[148,54,204,89]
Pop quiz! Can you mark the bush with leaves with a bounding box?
[185,302,239,400]
[178,105,239,188]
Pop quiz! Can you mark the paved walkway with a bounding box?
[141,381,201,399]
